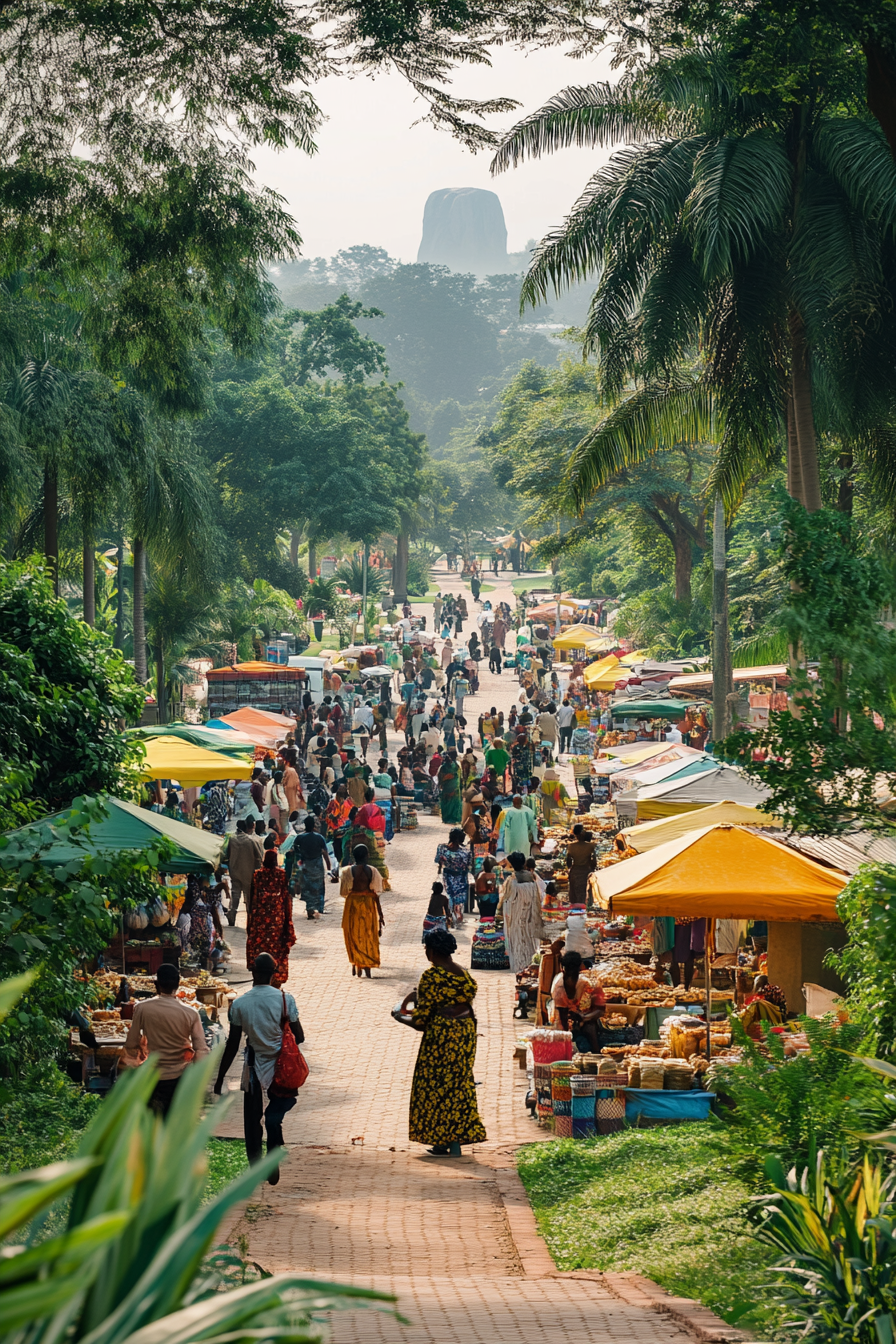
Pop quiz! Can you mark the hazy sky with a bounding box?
[250,43,616,263]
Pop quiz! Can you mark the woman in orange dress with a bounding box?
[246,851,296,987]
[340,843,385,979]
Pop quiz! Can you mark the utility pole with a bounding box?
[711,493,732,746]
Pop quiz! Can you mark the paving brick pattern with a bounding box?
[217,567,704,1344]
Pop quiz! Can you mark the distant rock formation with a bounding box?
[417,187,508,275]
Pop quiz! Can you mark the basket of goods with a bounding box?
[627,1059,641,1089]
[551,1061,577,1137]
[570,1073,596,1139]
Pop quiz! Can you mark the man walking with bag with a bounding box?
[214,953,306,1184]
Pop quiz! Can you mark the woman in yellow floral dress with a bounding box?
[401,928,487,1156]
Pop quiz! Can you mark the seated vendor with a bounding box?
[549,950,606,1051]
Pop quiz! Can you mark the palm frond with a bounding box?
[566,375,720,507]
[813,117,896,240]
[491,80,683,175]
[685,131,791,279]
[731,628,790,666]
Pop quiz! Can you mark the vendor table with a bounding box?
[624,1088,715,1123]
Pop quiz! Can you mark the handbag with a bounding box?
[270,990,309,1096]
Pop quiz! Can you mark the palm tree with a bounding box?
[128,425,218,685]
[335,558,386,600]
[492,50,896,512]
[143,563,225,723]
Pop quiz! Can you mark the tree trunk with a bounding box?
[393,528,409,604]
[308,540,317,580]
[865,42,896,162]
[82,535,95,626]
[133,537,147,683]
[788,309,822,511]
[154,642,167,724]
[837,447,854,515]
[785,390,803,503]
[43,461,58,594]
[290,529,301,567]
[114,536,126,649]
[711,493,732,744]
[672,530,693,603]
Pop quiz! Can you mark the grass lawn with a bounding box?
[299,633,342,656]
[517,1126,787,1339]
[511,574,554,593]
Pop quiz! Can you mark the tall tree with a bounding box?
[492,48,896,513]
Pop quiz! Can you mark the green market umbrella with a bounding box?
[6,796,225,874]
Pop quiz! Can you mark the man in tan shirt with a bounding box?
[224,819,263,924]
[125,964,208,1115]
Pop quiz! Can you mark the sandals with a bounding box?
[425,1142,462,1157]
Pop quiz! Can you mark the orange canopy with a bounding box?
[220,709,295,743]
[598,824,846,921]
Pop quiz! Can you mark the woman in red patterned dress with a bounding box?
[246,851,296,986]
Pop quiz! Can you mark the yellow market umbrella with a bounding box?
[597,824,846,921]
[618,801,781,853]
[583,654,620,688]
[553,623,600,650]
[585,636,616,654]
[619,649,650,665]
[139,737,254,786]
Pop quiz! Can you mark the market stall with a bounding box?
[614,762,771,823]
[130,723,257,759]
[138,737,254,785]
[616,801,781,853]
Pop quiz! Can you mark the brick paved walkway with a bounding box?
[217,566,700,1344]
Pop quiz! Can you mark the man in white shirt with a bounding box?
[665,723,683,744]
[556,698,576,754]
[214,953,304,1184]
[421,722,441,757]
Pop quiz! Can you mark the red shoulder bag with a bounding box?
[270,990,309,1096]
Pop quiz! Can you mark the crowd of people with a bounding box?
[134,560,618,1165]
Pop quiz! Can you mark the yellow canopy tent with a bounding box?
[585,636,616,654]
[618,802,781,853]
[618,649,649,665]
[601,741,673,763]
[139,737,254,786]
[596,824,846,921]
[583,653,620,688]
[553,623,601,650]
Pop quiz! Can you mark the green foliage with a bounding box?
[713,1017,892,1178]
[0,1039,396,1344]
[0,559,145,810]
[725,501,896,832]
[335,560,385,600]
[827,866,896,1057]
[756,1148,896,1344]
[0,1075,101,1174]
[517,1127,786,1335]
[406,554,431,597]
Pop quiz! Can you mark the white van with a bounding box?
[288,654,330,702]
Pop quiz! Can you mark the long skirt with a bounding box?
[439,789,462,825]
[342,891,380,968]
[503,886,544,974]
[299,856,326,915]
[409,1018,487,1146]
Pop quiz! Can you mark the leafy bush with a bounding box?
[0,558,145,811]
[714,1017,892,1179]
[0,1070,101,1172]
[516,1126,787,1336]
[406,554,430,597]
[757,1149,896,1344]
[827,865,896,1057]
